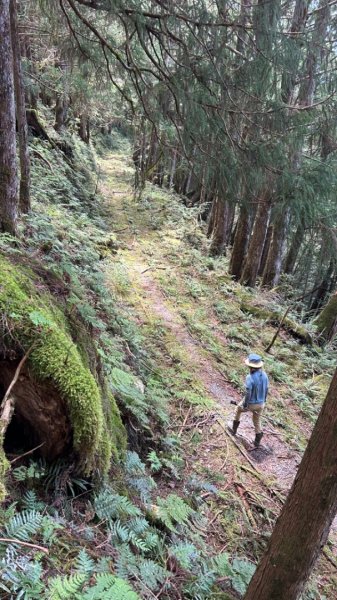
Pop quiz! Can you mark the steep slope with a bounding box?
[1,136,336,599]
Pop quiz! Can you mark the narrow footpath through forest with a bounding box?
[100,151,337,579]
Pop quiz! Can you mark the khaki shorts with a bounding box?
[234,401,265,434]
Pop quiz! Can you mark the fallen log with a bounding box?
[240,301,312,345]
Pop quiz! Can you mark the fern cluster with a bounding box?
[124,451,157,504]
[49,571,140,600]
[156,494,194,532]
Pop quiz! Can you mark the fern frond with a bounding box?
[5,510,43,542]
[12,461,46,482]
[12,466,29,482]
[147,450,162,473]
[110,368,149,427]
[94,489,141,521]
[115,544,139,580]
[211,552,232,577]
[185,476,218,495]
[125,451,146,475]
[41,515,62,545]
[128,532,150,553]
[95,556,111,573]
[138,559,169,592]
[48,572,87,600]
[21,490,46,512]
[127,517,149,535]
[111,520,130,544]
[126,476,156,504]
[76,549,96,575]
[230,558,256,595]
[185,564,216,597]
[170,542,200,570]
[142,530,162,553]
[82,573,140,600]
[156,495,194,532]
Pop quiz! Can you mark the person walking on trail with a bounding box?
[231,353,269,448]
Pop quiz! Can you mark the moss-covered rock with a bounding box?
[0,253,126,492]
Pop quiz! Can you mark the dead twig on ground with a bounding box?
[323,548,337,569]
[141,266,167,274]
[235,482,258,530]
[10,442,45,464]
[0,345,35,436]
[0,538,49,554]
[218,435,229,471]
[178,406,193,437]
[216,417,261,474]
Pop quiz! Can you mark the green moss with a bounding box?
[0,437,9,502]
[107,391,127,457]
[98,388,127,471]
[0,254,126,481]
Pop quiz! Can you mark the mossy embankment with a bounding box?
[0,250,126,497]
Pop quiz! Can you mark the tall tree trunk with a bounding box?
[209,196,225,256]
[310,260,334,314]
[78,114,90,144]
[10,0,30,213]
[169,148,177,189]
[54,94,68,132]
[240,194,271,287]
[209,197,234,257]
[283,224,304,274]
[244,365,337,600]
[262,208,290,287]
[236,0,250,54]
[54,58,69,134]
[281,0,309,103]
[229,204,252,280]
[298,0,330,107]
[225,202,235,247]
[258,224,272,278]
[0,0,18,235]
[313,291,337,343]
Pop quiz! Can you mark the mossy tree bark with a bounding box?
[10,0,31,213]
[0,0,18,235]
[314,291,337,342]
[244,365,337,600]
[0,256,127,482]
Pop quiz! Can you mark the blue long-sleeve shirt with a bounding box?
[245,370,268,405]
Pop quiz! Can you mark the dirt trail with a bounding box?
[126,256,337,547]
[101,152,337,551]
[128,260,300,492]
